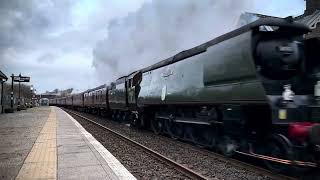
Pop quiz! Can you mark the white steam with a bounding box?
[93,0,253,83]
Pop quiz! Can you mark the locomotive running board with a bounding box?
[235,150,317,167]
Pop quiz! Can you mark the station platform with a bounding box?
[0,106,136,180]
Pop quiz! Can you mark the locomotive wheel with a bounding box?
[111,111,116,120]
[121,112,127,122]
[116,112,121,122]
[263,136,291,173]
[186,125,213,148]
[166,121,184,140]
[151,118,163,135]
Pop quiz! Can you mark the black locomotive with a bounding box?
[50,18,320,173]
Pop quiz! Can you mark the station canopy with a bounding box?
[0,70,7,82]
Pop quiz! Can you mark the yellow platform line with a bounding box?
[16,107,57,180]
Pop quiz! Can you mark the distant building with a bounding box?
[39,98,49,106]
[239,0,320,38]
[36,93,57,100]
[305,0,320,16]
[297,0,320,38]
[37,88,73,99]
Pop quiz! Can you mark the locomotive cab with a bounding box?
[126,71,142,109]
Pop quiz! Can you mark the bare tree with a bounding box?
[3,83,32,99]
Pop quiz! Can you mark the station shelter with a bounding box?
[0,71,8,113]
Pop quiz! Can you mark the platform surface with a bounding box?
[0,106,135,180]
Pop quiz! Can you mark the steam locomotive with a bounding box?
[50,18,320,172]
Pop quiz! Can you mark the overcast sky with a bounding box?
[0,0,305,94]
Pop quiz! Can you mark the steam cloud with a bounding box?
[92,0,253,83]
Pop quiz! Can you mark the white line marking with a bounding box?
[61,108,136,180]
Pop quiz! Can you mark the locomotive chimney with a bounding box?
[305,0,320,16]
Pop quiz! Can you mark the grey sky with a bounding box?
[0,0,305,93]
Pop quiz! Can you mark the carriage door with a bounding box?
[127,71,142,108]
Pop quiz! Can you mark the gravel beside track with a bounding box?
[65,109,295,180]
[71,112,192,179]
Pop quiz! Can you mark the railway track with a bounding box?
[64,108,297,180]
[65,108,208,180]
[177,141,297,180]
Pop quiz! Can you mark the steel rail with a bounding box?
[152,128,297,180]
[178,143,297,180]
[65,108,297,180]
[64,109,208,180]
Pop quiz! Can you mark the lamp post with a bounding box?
[34,89,37,107]
[29,85,33,108]
[10,74,14,111]
[17,73,21,111]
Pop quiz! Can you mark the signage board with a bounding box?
[19,76,30,82]
[13,76,30,82]
[13,76,20,81]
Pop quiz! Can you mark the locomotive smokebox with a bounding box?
[256,39,302,80]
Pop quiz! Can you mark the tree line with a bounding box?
[2,83,33,99]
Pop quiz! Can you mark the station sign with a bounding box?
[13,75,30,82]
[19,76,30,82]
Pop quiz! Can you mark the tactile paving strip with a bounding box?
[16,107,57,179]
